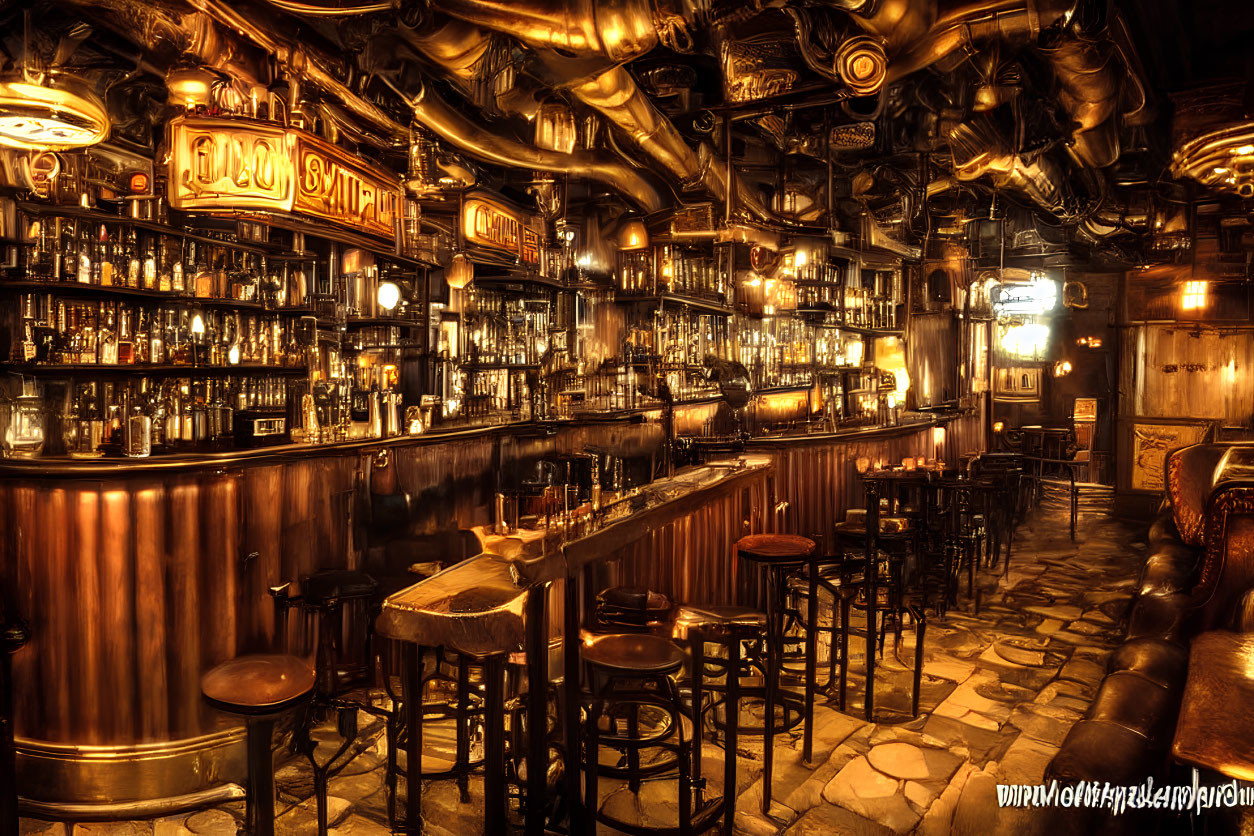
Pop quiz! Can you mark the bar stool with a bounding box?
[201,654,316,836]
[734,533,815,813]
[583,632,723,834]
[595,586,673,632]
[672,605,758,835]
[376,555,537,835]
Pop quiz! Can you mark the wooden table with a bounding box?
[1173,630,1254,782]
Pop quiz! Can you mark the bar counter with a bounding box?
[0,408,978,815]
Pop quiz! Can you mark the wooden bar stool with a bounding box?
[376,555,539,835]
[201,654,316,836]
[583,632,725,834]
[734,533,815,813]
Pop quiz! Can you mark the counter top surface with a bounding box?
[0,410,966,477]
[476,456,774,583]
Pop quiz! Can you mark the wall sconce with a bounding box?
[0,76,109,151]
[1052,359,1073,377]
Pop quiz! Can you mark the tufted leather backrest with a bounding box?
[1167,444,1231,546]
[1196,484,1254,630]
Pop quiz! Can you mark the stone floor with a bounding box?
[19,504,1145,835]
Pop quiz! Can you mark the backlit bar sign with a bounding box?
[463,194,540,266]
[168,116,402,241]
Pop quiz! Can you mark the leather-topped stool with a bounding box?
[595,586,673,632]
[734,533,815,813]
[201,654,316,836]
[583,633,723,834]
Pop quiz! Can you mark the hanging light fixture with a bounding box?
[0,75,108,151]
[616,216,649,251]
[165,63,218,110]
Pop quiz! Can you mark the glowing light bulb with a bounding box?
[190,313,205,337]
[376,281,401,311]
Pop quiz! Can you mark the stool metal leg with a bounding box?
[804,557,818,764]
[584,684,603,831]
[563,575,586,833]
[691,630,704,790]
[723,633,740,836]
[455,656,471,803]
[525,586,549,835]
[865,482,880,722]
[761,567,779,814]
[912,608,926,718]
[246,717,277,836]
[403,645,423,835]
[483,655,507,835]
[838,592,850,712]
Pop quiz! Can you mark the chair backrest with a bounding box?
[1166,443,1234,547]
[1195,483,1254,630]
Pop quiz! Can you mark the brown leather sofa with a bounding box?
[1046,443,1254,818]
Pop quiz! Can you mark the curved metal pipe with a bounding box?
[1039,35,1122,168]
[948,114,1068,213]
[398,79,666,211]
[174,0,666,211]
[428,0,662,62]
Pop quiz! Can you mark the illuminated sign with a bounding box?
[991,274,1058,316]
[463,194,540,265]
[168,116,401,240]
[294,136,400,240]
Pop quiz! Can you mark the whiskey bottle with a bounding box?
[75,222,92,283]
[95,224,110,286]
[98,303,118,365]
[171,239,186,294]
[125,226,142,288]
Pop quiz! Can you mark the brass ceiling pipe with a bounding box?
[428,0,665,63]
[177,0,665,211]
[396,13,771,221]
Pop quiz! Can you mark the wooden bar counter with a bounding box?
[0,408,978,815]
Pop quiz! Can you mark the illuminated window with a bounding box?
[1181,281,1209,311]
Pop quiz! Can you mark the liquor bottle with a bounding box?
[124,380,152,458]
[171,310,191,365]
[171,239,186,294]
[194,244,215,299]
[149,309,165,364]
[117,305,135,365]
[94,224,110,286]
[75,221,92,283]
[156,236,171,292]
[125,226,142,288]
[98,303,118,365]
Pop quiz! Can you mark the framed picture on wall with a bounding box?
[1129,421,1213,492]
[993,366,1041,401]
[1073,397,1098,421]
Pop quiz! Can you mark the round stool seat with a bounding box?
[735,534,815,563]
[583,634,686,675]
[301,569,378,606]
[672,605,766,640]
[201,653,315,715]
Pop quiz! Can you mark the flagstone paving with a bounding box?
[18,504,1142,834]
